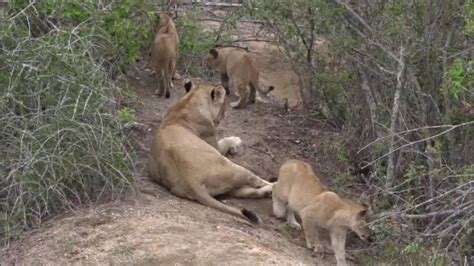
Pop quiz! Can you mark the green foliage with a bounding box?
[118,107,137,124]
[444,59,473,101]
[402,242,422,255]
[8,0,155,68]
[174,13,219,78]
[0,1,141,244]
[465,0,474,34]
[335,143,349,164]
[177,15,214,56]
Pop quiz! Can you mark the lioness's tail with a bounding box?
[191,183,260,224]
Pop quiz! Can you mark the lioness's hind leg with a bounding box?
[272,194,287,218]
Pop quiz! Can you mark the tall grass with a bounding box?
[0,0,155,244]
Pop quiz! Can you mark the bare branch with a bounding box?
[386,45,406,187]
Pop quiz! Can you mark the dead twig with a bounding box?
[248,145,276,161]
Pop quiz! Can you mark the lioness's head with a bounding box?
[206,48,220,70]
[349,203,374,242]
[183,80,226,126]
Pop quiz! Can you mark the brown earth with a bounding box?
[0,16,371,266]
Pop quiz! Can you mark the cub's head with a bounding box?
[349,202,374,243]
[185,80,226,126]
[155,11,176,32]
[206,48,220,70]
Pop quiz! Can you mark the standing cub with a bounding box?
[272,159,373,266]
[151,11,179,98]
[206,47,273,109]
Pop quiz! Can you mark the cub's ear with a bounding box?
[184,79,193,93]
[209,48,219,59]
[210,87,223,101]
[357,209,368,219]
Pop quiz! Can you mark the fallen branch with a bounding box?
[248,146,276,161]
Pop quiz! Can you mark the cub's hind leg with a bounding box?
[301,210,323,253]
[230,83,249,109]
[287,209,302,230]
[229,185,272,198]
[220,73,230,95]
[272,193,287,218]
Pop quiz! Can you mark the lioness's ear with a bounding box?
[209,49,218,59]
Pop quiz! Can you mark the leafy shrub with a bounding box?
[0,0,155,244]
[175,13,216,78]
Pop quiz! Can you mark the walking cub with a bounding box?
[206,47,274,109]
[272,159,373,266]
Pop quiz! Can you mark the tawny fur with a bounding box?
[206,47,274,109]
[272,159,373,266]
[151,12,179,98]
[148,80,274,224]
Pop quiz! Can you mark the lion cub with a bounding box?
[272,159,373,266]
[151,11,179,98]
[206,47,273,109]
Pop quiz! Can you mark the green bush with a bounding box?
[175,13,216,78]
[0,0,157,244]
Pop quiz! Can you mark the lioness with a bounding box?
[272,159,373,266]
[151,11,179,98]
[148,80,274,223]
[206,47,274,109]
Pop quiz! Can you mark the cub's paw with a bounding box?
[288,221,302,231]
[173,72,181,80]
[230,101,243,109]
[312,244,324,254]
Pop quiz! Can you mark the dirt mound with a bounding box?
[0,190,320,265]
